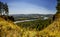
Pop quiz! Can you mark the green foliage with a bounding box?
[16,19,52,31]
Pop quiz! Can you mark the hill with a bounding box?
[0,15,60,37]
[10,14,53,21]
[0,17,23,37]
[39,14,60,37]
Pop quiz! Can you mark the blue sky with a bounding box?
[0,0,57,14]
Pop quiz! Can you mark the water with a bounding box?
[14,19,37,23]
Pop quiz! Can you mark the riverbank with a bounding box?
[14,19,37,23]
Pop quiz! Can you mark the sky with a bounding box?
[0,0,57,14]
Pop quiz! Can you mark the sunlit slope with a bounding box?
[0,17,38,37]
[0,17,23,37]
[0,16,60,37]
[39,16,60,37]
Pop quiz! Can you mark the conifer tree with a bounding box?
[0,2,2,15]
[4,3,9,15]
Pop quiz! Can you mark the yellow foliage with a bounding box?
[0,16,60,37]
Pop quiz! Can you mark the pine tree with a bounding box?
[0,2,3,15]
[4,3,9,15]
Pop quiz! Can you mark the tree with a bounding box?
[4,3,9,15]
[54,0,60,20]
[0,1,3,15]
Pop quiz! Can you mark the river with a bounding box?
[14,19,37,23]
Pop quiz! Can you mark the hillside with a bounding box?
[39,14,60,37]
[0,16,60,37]
[0,17,23,37]
[0,0,60,37]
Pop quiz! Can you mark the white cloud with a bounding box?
[8,2,56,14]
